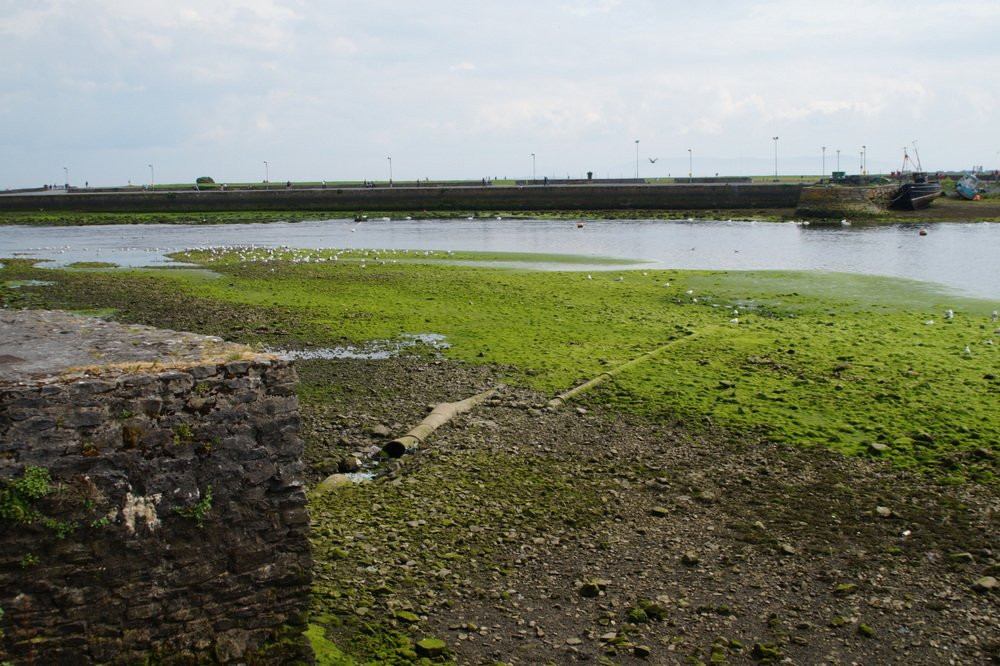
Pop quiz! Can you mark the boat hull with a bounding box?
[889,182,942,210]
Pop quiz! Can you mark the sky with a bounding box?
[2,0,998,189]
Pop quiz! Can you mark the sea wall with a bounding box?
[0,183,803,214]
[0,310,312,664]
[795,184,897,218]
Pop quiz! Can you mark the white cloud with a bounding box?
[1,0,999,187]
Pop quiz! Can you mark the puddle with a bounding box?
[3,280,56,288]
[269,333,449,360]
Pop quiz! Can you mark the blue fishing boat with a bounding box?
[955,174,980,200]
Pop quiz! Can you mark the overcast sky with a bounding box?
[2,0,998,188]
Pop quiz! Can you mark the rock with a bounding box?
[579,579,609,598]
[875,506,893,518]
[751,643,782,660]
[395,610,420,623]
[681,551,700,566]
[867,442,889,455]
[833,583,858,596]
[972,576,997,593]
[633,644,652,658]
[626,607,649,623]
[314,474,352,494]
[338,456,362,473]
[415,637,447,658]
[857,623,875,638]
[565,637,582,645]
[368,424,392,438]
[650,506,670,517]
[779,543,798,556]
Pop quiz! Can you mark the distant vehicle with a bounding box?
[955,174,981,200]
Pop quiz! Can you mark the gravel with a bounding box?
[300,356,1000,665]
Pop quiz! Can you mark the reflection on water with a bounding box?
[0,218,998,299]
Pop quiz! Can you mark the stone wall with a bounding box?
[0,311,312,664]
[795,184,897,218]
[0,182,803,214]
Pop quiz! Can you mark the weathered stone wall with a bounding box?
[0,182,803,213]
[0,311,312,664]
[795,184,897,218]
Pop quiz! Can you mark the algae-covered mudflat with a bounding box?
[2,250,998,664]
[5,250,995,482]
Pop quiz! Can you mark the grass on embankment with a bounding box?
[3,249,997,484]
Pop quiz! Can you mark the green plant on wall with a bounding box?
[174,485,214,527]
[1,465,54,524]
[0,465,77,538]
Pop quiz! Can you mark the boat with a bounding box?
[955,174,981,200]
[889,172,942,210]
[889,144,942,210]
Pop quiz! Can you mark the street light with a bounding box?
[635,140,640,180]
[387,156,392,185]
[148,164,154,189]
[822,146,826,178]
[836,149,840,172]
[263,161,268,189]
[862,145,866,175]
[530,153,536,183]
[772,136,779,180]
[63,166,68,188]
[688,148,692,182]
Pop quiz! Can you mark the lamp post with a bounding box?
[530,153,535,183]
[263,161,268,189]
[148,164,154,189]
[772,136,779,180]
[63,166,68,188]
[836,149,840,172]
[387,156,392,186]
[688,148,693,182]
[635,139,639,180]
[862,145,866,175]
[821,146,826,178]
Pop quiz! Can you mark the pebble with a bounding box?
[972,576,997,593]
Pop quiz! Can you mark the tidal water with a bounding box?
[1,217,998,299]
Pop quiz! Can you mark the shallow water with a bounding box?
[1,218,998,299]
[266,333,450,360]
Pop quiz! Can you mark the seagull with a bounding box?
[944,309,954,320]
[992,310,998,323]
[648,157,659,164]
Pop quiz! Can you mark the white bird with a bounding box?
[944,309,954,320]
[840,219,851,226]
[963,345,972,356]
[992,310,998,323]
[615,276,624,282]
[924,320,935,325]
[586,274,592,280]
[729,318,740,324]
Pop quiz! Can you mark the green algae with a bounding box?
[3,251,998,482]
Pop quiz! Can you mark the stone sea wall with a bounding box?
[795,184,898,218]
[0,182,803,214]
[0,311,312,664]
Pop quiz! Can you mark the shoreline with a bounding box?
[1,197,1000,226]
